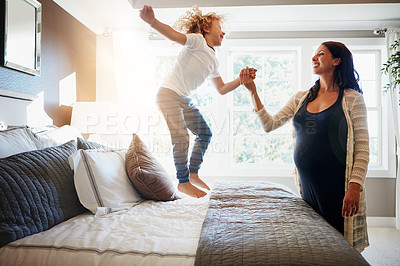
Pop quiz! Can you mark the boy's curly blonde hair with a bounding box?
[173,6,225,36]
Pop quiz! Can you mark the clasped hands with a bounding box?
[239,67,257,93]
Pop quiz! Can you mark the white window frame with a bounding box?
[349,48,394,178]
[226,45,301,177]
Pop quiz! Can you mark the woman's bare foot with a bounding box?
[178,182,207,198]
[189,173,210,190]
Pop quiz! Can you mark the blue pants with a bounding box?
[156,88,212,183]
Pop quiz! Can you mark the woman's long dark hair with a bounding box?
[309,41,362,102]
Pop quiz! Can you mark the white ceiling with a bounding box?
[53,0,400,35]
[127,0,400,8]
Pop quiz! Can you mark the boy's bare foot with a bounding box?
[178,182,207,198]
[189,173,210,190]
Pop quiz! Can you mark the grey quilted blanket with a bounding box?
[195,181,369,266]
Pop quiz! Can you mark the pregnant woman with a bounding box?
[241,41,369,252]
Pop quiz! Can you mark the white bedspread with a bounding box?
[0,195,210,266]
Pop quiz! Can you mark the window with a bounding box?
[147,38,394,178]
[353,51,381,166]
[231,51,297,165]
[351,48,395,177]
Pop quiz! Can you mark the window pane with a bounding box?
[232,55,264,77]
[353,52,378,108]
[233,111,263,136]
[353,51,380,167]
[359,81,376,106]
[264,80,295,107]
[233,136,293,164]
[232,52,296,107]
[233,85,252,106]
[232,51,297,164]
[367,110,378,138]
[367,110,379,166]
[264,54,296,81]
[369,137,378,165]
[353,53,376,80]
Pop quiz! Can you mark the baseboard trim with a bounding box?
[367,217,396,228]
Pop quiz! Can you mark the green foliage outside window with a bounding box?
[232,52,297,164]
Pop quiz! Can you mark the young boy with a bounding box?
[140,5,256,198]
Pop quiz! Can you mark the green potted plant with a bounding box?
[382,39,400,102]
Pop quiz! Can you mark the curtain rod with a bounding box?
[373,28,387,35]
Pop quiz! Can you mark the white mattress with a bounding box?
[0,195,210,266]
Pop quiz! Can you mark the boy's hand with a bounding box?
[239,67,257,84]
[140,5,156,26]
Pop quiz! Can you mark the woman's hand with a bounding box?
[240,67,264,111]
[139,5,156,26]
[342,182,361,217]
[249,68,257,79]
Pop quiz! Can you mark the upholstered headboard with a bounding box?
[0,88,52,127]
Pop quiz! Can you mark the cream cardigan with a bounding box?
[255,89,369,252]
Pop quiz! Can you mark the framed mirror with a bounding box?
[1,0,41,76]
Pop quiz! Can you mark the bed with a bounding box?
[0,89,369,265]
[195,181,369,265]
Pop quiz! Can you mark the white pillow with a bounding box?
[0,127,41,158]
[69,149,142,216]
[36,125,83,148]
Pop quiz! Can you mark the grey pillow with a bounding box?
[125,134,179,201]
[0,126,41,158]
[0,140,87,247]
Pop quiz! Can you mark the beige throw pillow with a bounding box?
[125,134,179,201]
